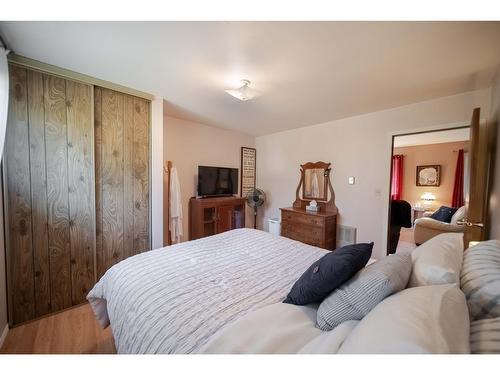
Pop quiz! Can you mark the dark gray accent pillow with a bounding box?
[283,242,373,305]
[430,206,458,223]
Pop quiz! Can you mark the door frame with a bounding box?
[384,121,473,256]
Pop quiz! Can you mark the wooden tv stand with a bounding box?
[189,196,246,240]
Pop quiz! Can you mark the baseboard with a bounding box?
[0,323,8,349]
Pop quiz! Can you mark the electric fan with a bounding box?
[246,188,266,229]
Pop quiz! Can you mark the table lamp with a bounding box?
[421,192,436,209]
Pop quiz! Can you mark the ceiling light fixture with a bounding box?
[225,79,259,101]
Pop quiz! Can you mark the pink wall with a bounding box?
[394,140,469,209]
[256,89,490,259]
[163,116,255,244]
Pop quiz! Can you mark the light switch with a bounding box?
[348,176,355,185]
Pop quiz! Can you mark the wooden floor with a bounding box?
[396,227,417,255]
[0,303,116,354]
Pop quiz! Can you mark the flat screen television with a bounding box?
[197,166,239,197]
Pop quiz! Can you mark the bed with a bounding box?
[199,234,500,354]
[87,228,329,354]
[89,229,500,354]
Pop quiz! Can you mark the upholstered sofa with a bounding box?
[413,206,466,245]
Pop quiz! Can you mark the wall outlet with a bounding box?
[348,176,355,185]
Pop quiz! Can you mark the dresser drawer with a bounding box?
[281,211,323,227]
[282,230,323,248]
[280,207,336,251]
[281,223,324,247]
[281,222,323,237]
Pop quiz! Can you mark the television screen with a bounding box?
[198,166,239,197]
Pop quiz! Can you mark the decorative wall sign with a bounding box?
[241,147,256,197]
[416,165,441,187]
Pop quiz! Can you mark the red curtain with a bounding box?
[391,155,404,200]
[452,149,465,208]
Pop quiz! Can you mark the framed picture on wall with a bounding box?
[416,165,441,187]
[241,147,256,197]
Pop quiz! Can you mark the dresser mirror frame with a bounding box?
[293,161,338,213]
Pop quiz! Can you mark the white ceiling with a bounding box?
[393,127,470,148]
[1,22,500,136]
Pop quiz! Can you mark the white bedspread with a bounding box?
[87,228,328,354]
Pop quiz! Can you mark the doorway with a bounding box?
[387,127,471,255]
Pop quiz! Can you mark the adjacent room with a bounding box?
[388,128,470,255]
[0,19,500,362]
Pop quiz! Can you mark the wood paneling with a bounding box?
[66,80,95,304]
[123,96,134,259]
[133,98,149,254]
[5,65,35,324]
[4,65,148,325]
[94,87,104,278]
[101,89,124,271]
[4,65,95,324]
[27,70,51,317]
[44,74,72,312]
[95,88,150,275]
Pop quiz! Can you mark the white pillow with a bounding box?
[460,240,500,320]
[317,254,412,330]
[338,284,470,354]
[297,321,358,354]
[199,303,322,354]
[408,232,464,287]
[199,302,359,354]
[451,206,466,225]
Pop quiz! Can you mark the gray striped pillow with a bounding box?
[460,240,500,321]
[316,254,412,331]
[470,317,500,354]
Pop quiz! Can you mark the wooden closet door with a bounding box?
[66,80,95,305]
[5,65,34,324]
[94,87,150,278]
[4,64,95,324]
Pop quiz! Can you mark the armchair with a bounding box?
[413,206,466,245]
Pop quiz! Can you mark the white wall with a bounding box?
[256,89,491,259]
[164,116,255,243]
[150,97,164,250]
[489,69,500,240]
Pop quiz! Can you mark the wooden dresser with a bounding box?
[189,197,246,240]
[280,207,337,250]
[280,161,339,251]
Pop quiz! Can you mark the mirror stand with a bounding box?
[293,161,338,214]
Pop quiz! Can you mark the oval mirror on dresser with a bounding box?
[280,162,338,250]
